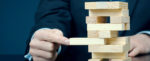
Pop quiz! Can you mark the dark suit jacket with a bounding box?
[25,0,150,61]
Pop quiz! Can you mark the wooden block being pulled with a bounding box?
[86,16,107,24]
[110,16,130,24]
[89,44,129,53]
[92,52,128,59]
[69,38,105,45]
[89,9,129,16]
[85,2,128,9]
[87,24,126,31]
[88,30,118,38]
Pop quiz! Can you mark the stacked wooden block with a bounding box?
[70,1,131,61]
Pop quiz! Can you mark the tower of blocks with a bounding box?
[69,1,131,61]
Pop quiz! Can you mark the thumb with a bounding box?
[128,48,140,57]
[50,36,70,45]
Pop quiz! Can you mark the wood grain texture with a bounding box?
[110,58,131,61]
[69,38,105,45]
[106,37,129,45]
[89,9,129,16]
[89,58,131,61]
[88,59,102,61]
[88,30,118,38]
[86,16,107,24]
[87,24,126,31]
[125,23,130,30]
[98,31,118,38]
[85,2,128,9]
[110,16,130,24]
[88,44,129,53]
[88,30,99,38]
[92,52,128,59]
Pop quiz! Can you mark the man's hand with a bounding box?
[29,29,69,61]
[129,34,150,57]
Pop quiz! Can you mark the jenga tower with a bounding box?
[69,1,131,61]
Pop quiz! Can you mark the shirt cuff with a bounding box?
[138,31,150,36]
[24,28,62,61]
[24,53,32,61]
[57,46,62,54]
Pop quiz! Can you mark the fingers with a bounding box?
[34,29,69,45]
[29,39,59,61]
[129,48,140,57]
[46,34,69,45]
[129,36,137,56]
[30,29,65,61]
[30,39,59,52]
[30,48,56,59]
[129,40,135,53]
[33,56,49,61]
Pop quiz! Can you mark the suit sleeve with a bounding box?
[34,0,72,37]
[24,0,72,60]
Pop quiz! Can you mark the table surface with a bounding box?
[0,54,150,61]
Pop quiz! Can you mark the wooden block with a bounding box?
[92,52,128,59]
[89,9,129,16]
[88,30,99,38]
[86,36,129,45]
[85,2,128,9]
[69,38,105,45]
[88,44,129,53]
[98,31,118,38]
[110,58,131,61]
[125,23,130,30]
[86,16,107,24]
[89,58,131,61]
[110,16,130,24]
[87,24,126,31]
[106,37,129,45]
[88,59,102,61]
[88,30,118,38]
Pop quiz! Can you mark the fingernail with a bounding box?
[128,54,132,57]
[64,40,69,42]
[64,40,70,45]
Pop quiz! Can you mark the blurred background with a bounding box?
[0,0,40,60]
